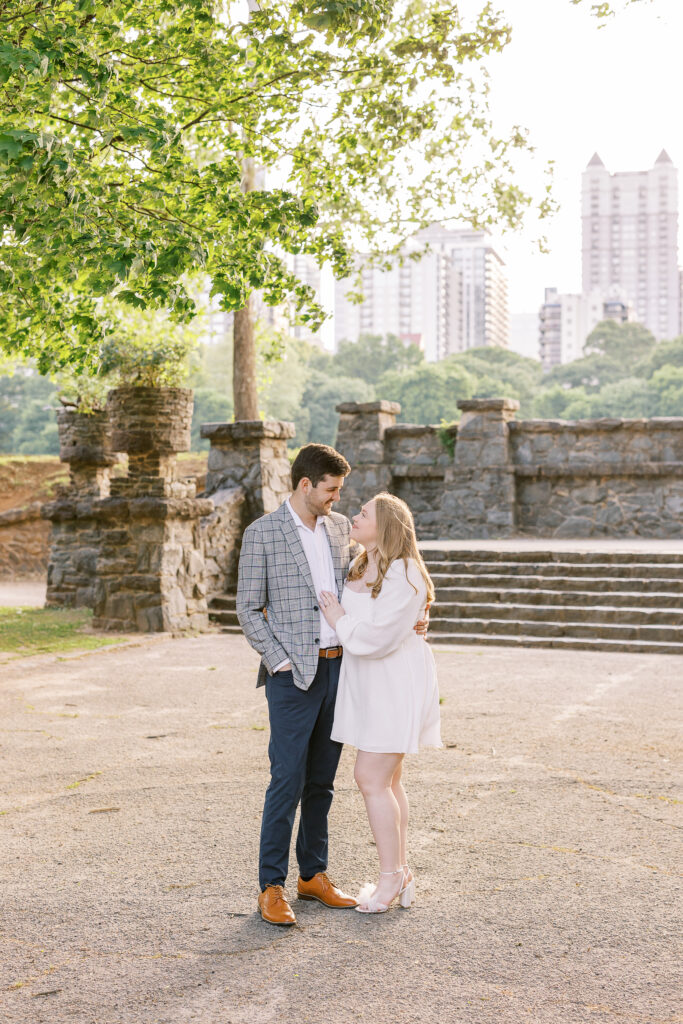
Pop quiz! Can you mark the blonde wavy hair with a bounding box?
[347,492,435,603]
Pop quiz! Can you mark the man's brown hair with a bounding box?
[291,444,351,490]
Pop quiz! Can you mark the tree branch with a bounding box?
[0,0,51,26]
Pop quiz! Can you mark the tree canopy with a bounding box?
[1,0,553,378]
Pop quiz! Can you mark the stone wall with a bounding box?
[511,418,683,537]
[200,485,247,601]
[0,504,50,579]
[39,403,295,628]
[92,493,211,632]
[335,400,683,539]
[199,419,294,594]
[384,425,451,537]
[334,401,400,519]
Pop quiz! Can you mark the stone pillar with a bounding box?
[42,410,116,608]
[334,401,400,518]
[92,387,213,633]
[200,420,295,523]
[442,398,520,538]
[198,420,294,597]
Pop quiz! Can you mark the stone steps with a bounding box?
[208,548,683,653]
[209,606,239,628]
[429,633,683,655]
[429,616,683,642]
[428,572,683,593]
[429,602,683,626]
[432,586,683,609]
[422,548,683,565]
[425,560,683,579]
[425,548,683,654]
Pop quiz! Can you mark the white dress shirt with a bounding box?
[273,500,340,671]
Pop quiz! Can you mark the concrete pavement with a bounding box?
[0,581,47,608]
[0,634,681,1024]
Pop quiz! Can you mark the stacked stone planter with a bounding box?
[92,387,213,632]
[42,409,116,608]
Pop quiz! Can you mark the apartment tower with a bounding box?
[582,151,679,340]
[334,225,509,359]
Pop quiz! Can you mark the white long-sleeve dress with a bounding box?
[330,557,442,754]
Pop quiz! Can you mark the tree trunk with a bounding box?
[233,299,259,421]
[232,145,260,420]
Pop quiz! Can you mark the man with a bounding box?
[237,443,428,926]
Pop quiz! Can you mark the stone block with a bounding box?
[134,592,163,609]
[357,441,386,463]
[553,516,596,538]
[185,549,205,578]
[103,593,136,621]
[201,420,295,442]
[136,605,165,632]
[457,398,520,414]
[164,586,187,619]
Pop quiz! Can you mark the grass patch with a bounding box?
[0,606,125,657]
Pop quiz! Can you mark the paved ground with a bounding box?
[1,633,681,1024]
[0,581,47,608]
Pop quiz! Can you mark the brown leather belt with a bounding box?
[319,646,343,659]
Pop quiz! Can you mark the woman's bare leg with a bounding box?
[391,759,409,869]
[354,750,405,906]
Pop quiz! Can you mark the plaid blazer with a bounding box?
[236,502,354,691]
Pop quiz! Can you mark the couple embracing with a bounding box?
[236,443,442,925]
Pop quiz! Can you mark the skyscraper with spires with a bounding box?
[581,151,680,340]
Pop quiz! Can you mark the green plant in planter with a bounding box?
[100,333,192,388]
[56,369,110,415]
[98,301,200,388]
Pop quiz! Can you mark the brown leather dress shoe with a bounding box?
[258,884,296,926]
[297,872,358,909]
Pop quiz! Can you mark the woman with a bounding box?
[318,492,442,914]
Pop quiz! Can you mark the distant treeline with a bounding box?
[2,320,682,455]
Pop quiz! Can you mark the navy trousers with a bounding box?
[259,657,343,890]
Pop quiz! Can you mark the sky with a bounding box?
[480,0,683,328]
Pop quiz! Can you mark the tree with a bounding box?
[584,320,657,363]
[649,364,683,417]
[378,362,476,423]
[546,321,658,394]
[579,377,655,419]
[443,346,542,417]
[191,388,233,450]
[332,334,424,386]
[300,370,374,446]
[0,368,59,455]
[533,382,587,420]
[635,336,683,378]
[1,0,553,416]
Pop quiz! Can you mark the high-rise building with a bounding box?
[581,151,680,340]
[538,286,634,370]
[334,225,509,359]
